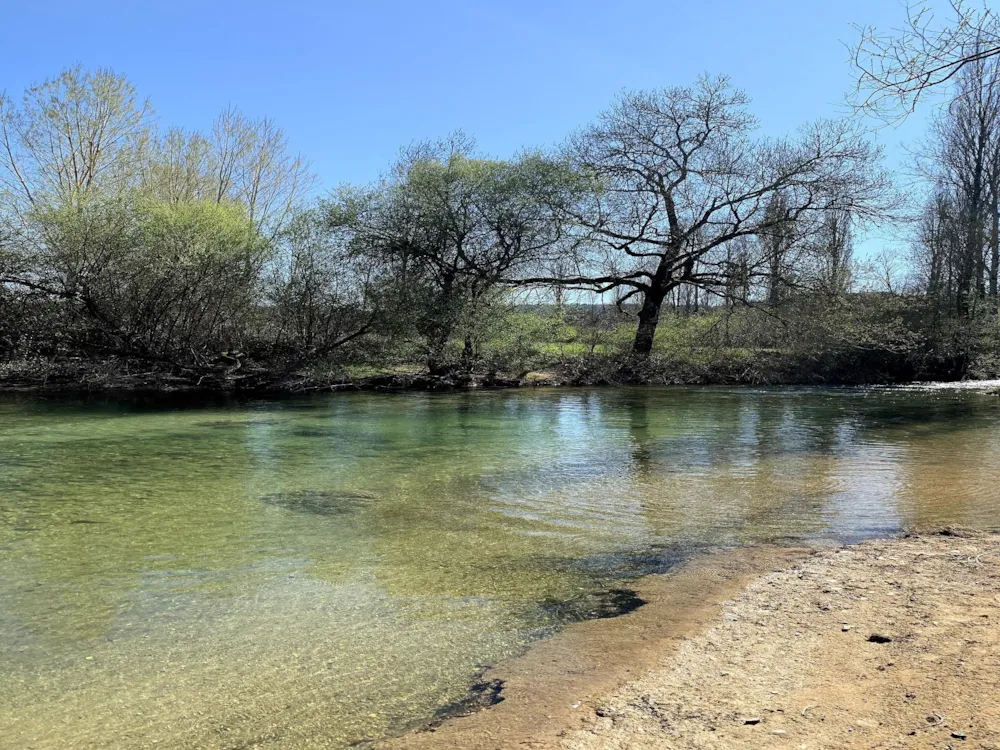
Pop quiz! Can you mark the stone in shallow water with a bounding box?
[258,489,375,516]
[429,678,505,724]
[196,418,278,429]
[539,588,646,623]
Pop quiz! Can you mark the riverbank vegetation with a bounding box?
[5,6,1000,391]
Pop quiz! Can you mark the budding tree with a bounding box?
[143,107,312,237]
[0,66,152,216]
[342,134,571,372]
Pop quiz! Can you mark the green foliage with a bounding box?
[473,307,563,372]
[332,133,574,373]
[136,198,265,264]
[29,195,266,361]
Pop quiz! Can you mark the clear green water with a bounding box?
[2,386,999,748]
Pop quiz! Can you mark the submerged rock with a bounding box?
[196,418,278,429]
[289,426,341,438]
[259,489,375,516]
[540,588,647,623]
[429,678,505,725]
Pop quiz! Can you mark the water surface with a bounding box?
[2,386,999,748]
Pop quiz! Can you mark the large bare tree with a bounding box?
[522,77,891,357]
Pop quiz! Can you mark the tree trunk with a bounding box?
[632,287,666,356]
[960,160,984,317]
[991,203,999,313]
[425,276,457,375]
[426,328,453,375]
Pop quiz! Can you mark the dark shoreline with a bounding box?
[5,346,992,399]
[0,367,992,402]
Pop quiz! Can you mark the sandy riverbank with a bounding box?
[382,530,1000,750]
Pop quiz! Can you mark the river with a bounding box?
[1,386,998,748]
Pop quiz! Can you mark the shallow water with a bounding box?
[1,386,999,748]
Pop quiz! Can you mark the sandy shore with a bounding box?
[382,530,1000,750]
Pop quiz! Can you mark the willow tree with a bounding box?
[0,66,313,375]
[143,109,312,238]
[29,197,267,364]
[527,76,891,357]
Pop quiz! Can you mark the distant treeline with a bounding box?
[1,60,999,391]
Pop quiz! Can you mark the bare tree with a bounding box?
[521,77,891,357]
[814,210,855,296]
[141,127,214,203]
[762,193,796,306]
[859,247,907,294]
[209,107,312,237]
[915,53,1000,314]
[914,190,962,301]
[852,1,1000,119]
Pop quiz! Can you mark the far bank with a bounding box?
[3,350,1000,397]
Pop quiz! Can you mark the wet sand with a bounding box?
[377,545,813,749]
[382,530,1000,750]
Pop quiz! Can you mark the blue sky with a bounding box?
[3,0,934,205]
